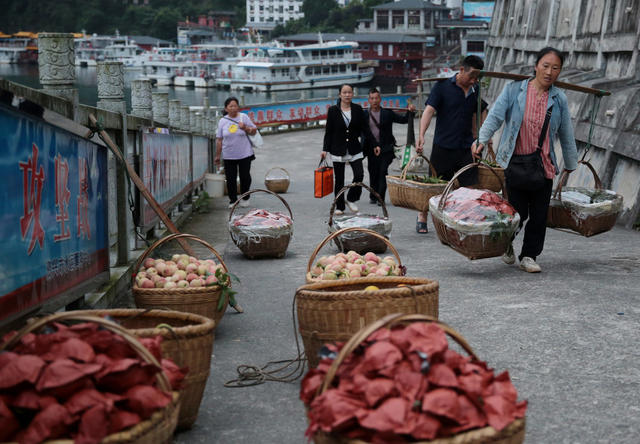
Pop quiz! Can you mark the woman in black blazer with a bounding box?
[321,84,370,214]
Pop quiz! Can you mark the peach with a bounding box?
[154,278,167,288]
[173,270,187,281]
[322,271,338,280]
[164,281,177,289]
[185,263,198,274]
[364,252,379,264]
[349,269,361,278]
[189,278,203,287]
[311,266,323,276]
[146,267,158,276]
[176,280,189,288]
[205,275,218,286]
[143,258,156,269]
[165,264,177,276]
[140,278,155,289]
[186,273,199,282]
[197,264,208,276]
[171,254,181,262]
[154,262,167,276]
[189,256,198,264]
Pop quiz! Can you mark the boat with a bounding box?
[74,33,114,67]
[104,35,143,69]
[225,40,374,92]
[0,33,37,64]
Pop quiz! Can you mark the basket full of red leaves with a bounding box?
[301,313,526,444]
[0,312,184,444]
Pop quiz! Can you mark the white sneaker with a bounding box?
[228,201,237,209]
[519,256,541,273]
[239,199,249,208]
[502,244,515,265]
[345,200,359,213]
[334,209,344,216]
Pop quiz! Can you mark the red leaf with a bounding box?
[161,358,188,391]
[458,372,486,398]
[484,371,518,403]
[442,349,470,371]
[395,409,440,440]
[0,399,20,442]
[65,388,115,415]
[138,336,163,362]
[357,397,408,433]
[394,366,426,401]
[0,351,18,368]
[84,330,136,359]
[428,363,458,388]
[76,403,110,444]
[12,389,57,410]
[41,337,96,363]
[514,400,528,418]
[300,368,326,405]
[0,354,46,389]
[36,358,102,391]
[363,378,396,407]
[18,402,73,444]
[484,395,516,431]
[307,389,366,432]
[125,385,172,419]
[96,358,159,393]
[108,409,141,434]
[421,388,460,422]
[449,394,487,434]
[359,341,403,373]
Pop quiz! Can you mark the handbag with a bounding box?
[505,105,553,190]
[314,159,334,198]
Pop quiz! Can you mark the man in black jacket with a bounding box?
[363,88,416,205]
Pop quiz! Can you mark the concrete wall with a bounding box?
[484,0,640,227]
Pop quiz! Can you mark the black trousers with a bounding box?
[507,178,554,261]
[429,143,477,186]
[367,151,395,202]
[333,158,364,211]
[224,156,253,204]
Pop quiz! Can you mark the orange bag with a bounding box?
[314,159,334,198]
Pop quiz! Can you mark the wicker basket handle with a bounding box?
[553,160,602,200]
[437,163,507,212]
[132,233,229,286]
[306,227,402,274]
[328,182,388,226]
[264,166,290,179]
[400,154,438,181]
[0,312,171,392]
[320,313,478,394]
[228,188,294,222]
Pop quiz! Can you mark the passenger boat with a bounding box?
[226,40,374,91]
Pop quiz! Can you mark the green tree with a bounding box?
[150,7,182,40]
[302,0,339,28]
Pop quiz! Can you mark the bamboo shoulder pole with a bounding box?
[413,70,611,97]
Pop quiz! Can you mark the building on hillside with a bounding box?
[246,0,303,32]
[177,12,237,46]
[279,32,429,87]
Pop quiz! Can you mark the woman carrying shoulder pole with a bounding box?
[472,47,578,273]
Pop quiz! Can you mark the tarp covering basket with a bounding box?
[547,160,623,237]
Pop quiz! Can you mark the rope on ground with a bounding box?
[224,291,307,387]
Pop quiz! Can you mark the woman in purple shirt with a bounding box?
[215,97,258,208]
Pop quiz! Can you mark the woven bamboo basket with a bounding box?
[264,166,291,193]
[475,145,505,192]
[70,309,214,430]
[310,313,526,444]
[306,227,405,284]
[228,188,294,259]
[0,312,180,444]
[386,155,448,212]
[132,233,230,327]
[296,278,438,368]
[431,163,517,260]
[328,182,392,254]
[547,160,623,237]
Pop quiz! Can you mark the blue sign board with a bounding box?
[0,104,109,321]
[240,95,413,126]
[463,2,495,22]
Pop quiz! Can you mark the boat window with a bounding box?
[305,67,312,75]
[351,64,357,71]
[331,66,338,73]
[314,67,321,74]
[339,65,346,73]
[322,66,330,74]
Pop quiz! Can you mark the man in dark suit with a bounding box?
[363,88,416,205]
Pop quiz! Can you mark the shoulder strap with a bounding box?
[537,105,554,151]
[369,110,381,130]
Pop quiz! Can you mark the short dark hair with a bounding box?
[224,96,239,108]
[368,87,380,95]
[535,47,564,67]
[462,55,484,71]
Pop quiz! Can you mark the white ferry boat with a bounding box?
[74,34,114,67]
[226,40,374,92]
[104,36,142,68]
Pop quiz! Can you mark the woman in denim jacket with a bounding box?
[472,47,578,273]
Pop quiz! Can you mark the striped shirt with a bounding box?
[514,83,555,179]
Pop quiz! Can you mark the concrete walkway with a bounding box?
[142,126,638,443]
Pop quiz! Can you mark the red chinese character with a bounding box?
[266,110,274,121]
[77,158,91,240]
[289,108,296,119]
[257,110,265,122]
[54,154,71,242]
[314,105,320,116]
[248,111,256,121]
[297,107,304,118]
[395,99,400,107]
[305,106,312,117]
[19,143,45,255]
[276,109,283,120]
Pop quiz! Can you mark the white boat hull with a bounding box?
[173,76,215,88]
[229,72,374,92]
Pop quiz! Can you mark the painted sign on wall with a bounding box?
[192,135,209,184]
[240,95,412,127]
[0,104,109,321]
[463,2,495,22]
[139,131,192,228]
